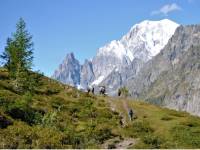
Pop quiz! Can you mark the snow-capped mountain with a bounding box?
[52,19,179,93]
[92,19,179,86]
[97,19,179,61]
[126,25,200,116]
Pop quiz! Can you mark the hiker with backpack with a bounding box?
[128,109,134,121]
[91,87,94,94]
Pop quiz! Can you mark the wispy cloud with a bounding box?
[151,3,182,16]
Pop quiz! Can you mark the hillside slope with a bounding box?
[0,68,200,148]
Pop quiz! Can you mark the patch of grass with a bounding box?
[142,134,163,148]
[171,125,200,148]
[168,109,186,117]
[161,115,173,121]
[132,120,154,135]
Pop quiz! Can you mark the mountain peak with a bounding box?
[136,18,177,25]
[52,52,80,86]
[125,19,179,58]
[97,19,179,62]
[130,19,178,32]
[65,52,75,60]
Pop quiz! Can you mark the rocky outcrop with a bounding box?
[100,58,144,95]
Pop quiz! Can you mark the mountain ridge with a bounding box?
[52,19,179,92]
[126,24,200,116]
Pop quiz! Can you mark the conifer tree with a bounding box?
[0,18,35,92]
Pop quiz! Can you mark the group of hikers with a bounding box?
[87,86,125,97]
[87,86,106,95]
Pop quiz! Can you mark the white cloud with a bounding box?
[151,3,182,16]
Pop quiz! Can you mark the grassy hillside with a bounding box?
[0,68,200,149]
[107,98,200,148]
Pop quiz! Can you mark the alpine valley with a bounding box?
[52,19,200,116]
[2,1,200,148]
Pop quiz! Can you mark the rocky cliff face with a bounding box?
[100,58,144,95]
[52,53,81,87]
[126,25,200,116]
[80,59,95,89]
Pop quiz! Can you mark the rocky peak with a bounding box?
[65,52,75,61]
[52,52,81,86]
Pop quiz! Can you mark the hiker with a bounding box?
[99,86,106,95]
[119,115,123,127]
[128,109,134,121]
[87,87,90,94]
[91,87,94,94]
[119,119,123,127]
[118,89,121,97]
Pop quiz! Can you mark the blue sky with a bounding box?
[0,0,199,76]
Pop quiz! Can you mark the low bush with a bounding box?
[132,120,154,135]
[0,122,72,149]
[93,126,113,144]
[50,96,66,110]
[143,134,162,148]
[6,92,43,125]
[41,111,57,128]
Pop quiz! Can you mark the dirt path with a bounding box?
[108,98,131,125]
[115,138,136,149]
[108,98,126,124]
[102,98,137,149]
[102,137,136,149]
